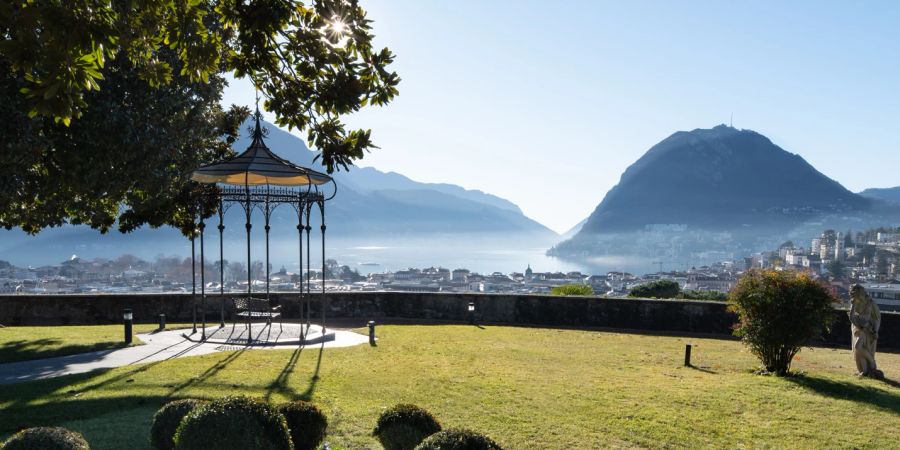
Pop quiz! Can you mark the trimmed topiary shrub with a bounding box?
[2,427,89,450]
[373,404,442,450]
[628,279,681,298]
[173,396,292,450]
[729,269,838,375]
[150,399,208,450]
[415,429,503,450]
[277,401,328,450]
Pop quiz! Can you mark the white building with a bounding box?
[863,283,900,312]
[786,253,808,267]
[877,232,897,243]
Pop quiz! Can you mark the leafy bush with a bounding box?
[550,284,594,296]
[415,429,503,450]
[150,399,208,450]
[728,269,837,375]
[2,427,89,450]
[679,290,728,301]
[628,280,680,298]
[373,404,442,450]
[174,396,292,450]
[277,401,328,450]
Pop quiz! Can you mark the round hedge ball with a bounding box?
[150,399,208,450]
[414,428,503,450]
[372,404,442,450]
[2,427,90,450]
[277,401,328,450]
[173,396,292,450]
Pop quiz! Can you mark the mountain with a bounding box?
[859,187,900,205]
[551,125,895,262]
[560,219,586,240]
[580,125,868,232]
[239,121,552,235]
[0,120,556,265]
[244,123,525,215]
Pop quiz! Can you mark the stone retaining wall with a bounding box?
[1,292,897,349]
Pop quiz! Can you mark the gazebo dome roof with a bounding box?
[191,110,333,187]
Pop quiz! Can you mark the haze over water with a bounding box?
[1,228,657,276]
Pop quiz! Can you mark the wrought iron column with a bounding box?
[218,201,225,327]
[199,216,206,340]
[319,200,327,335]
[297,210,305,338]
[191,232,197,334]
[305,207,312,333]
[245,183,252,342]
[265,187,271,304]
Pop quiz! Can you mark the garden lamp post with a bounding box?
[468,301,475,325]
[123,308,133,344]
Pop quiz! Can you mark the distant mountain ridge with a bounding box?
[551,125,893,260]
[579,125,868,233]
[0,120,555,265]
[243,121,551,235]
[247,123,524,215]
[859,186,900,205]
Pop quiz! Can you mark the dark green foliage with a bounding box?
[728,269,837,375]
[277,401,328,450]
[550,284,594,296]
[174,396,292,450]
[826,259,845,278]
[373,404,442,450]
[1,427,89,450]
[0,0,398,172]
[150,399,208,450]
[859,245,876,262]
[628,280,681,299]
[414,429,503,450]
[679,290,728,301]
[0,53,246,235]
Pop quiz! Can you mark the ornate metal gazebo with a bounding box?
[187,107,336,344]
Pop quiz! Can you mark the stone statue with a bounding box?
[849,284,883,378]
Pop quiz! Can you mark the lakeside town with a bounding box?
[4,226,900,311]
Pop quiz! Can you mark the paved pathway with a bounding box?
[0,324,369,385]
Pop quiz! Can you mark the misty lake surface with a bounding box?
[1,229,658,276]
[327,239,656,275]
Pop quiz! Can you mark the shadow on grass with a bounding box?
[0,339,129,364]
[265,343,324,403]
[0,340,329,436]
[62,341,207,396]
[166,347,248,396]
[0,367,170,436]
[687,365,717,374]
[880,378,900,390]
[785,374,900,414]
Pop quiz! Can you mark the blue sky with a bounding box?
[223,1,900,233]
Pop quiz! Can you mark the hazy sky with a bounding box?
[223,1,900,234]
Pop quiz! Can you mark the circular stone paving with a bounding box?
[185,322,337,346]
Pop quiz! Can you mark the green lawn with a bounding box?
[2,325,899,449]
[0,324,193,363]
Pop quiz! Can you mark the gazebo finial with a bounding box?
[250,89,266,145]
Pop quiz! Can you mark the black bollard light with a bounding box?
[158,313,166,331]
[124,308,133,345]
[468,301,475,325]
[684,344,692,367]
[368,320,376,346]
